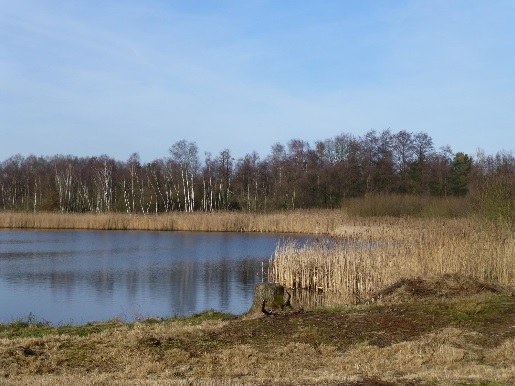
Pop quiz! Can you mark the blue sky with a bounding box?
[1,0,514,161]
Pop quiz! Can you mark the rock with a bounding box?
[248,283,292,315]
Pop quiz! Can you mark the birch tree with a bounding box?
[216,149,233,210]
[93,157,114,212]
[54,157,74,212]
[169,140,199,212]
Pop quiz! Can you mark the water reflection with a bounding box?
[0,230,306,324]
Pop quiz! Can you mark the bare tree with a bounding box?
[170,140,199,212]
[393,130,416,192]
[54,157,75,212]
[93,157,114,212]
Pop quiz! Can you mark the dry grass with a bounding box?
[0,318,229,385]
[270,217,515,305]
[1,294,514,385]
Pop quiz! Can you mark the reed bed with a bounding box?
[341,194,470,218]
[270,218,515,305]
[0,210,346,234]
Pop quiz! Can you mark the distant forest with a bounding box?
[1,129,513,214]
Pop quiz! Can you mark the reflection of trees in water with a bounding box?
[126,270,138,299]
[236,259,267,287]
[3,257,264,315]
[216,260,231,309]
[170,260,198,315]
[93,271,115,294]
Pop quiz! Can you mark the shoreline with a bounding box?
[0,210,339,233]
[1,291,514,385]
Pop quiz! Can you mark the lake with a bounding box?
[0,229,309,324]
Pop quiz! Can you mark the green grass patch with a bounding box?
[172,309,235,325]
[408,294,515,334]
[0,318,126,339]
[0,310,234,339]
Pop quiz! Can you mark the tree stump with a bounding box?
[248,283,292,315]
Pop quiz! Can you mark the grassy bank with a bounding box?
[1,289,514,385]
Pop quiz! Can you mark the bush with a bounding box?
[341,194,469,218]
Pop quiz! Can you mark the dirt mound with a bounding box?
[370,274,512,303]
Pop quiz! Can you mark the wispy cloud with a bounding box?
[0,1,513,160]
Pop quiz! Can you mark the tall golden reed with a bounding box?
[0,210,344,234]
[270,217,515,304]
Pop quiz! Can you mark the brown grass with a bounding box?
[1,294,514,385]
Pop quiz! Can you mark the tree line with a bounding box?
[1,129,513,214]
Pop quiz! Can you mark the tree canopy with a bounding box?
[1,130,513,214]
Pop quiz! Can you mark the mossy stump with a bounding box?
[249,283,292,315]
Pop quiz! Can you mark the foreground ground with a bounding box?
[1,276,514,386]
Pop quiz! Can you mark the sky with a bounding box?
[1,0,514,162]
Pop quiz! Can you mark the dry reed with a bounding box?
[341,194,470,218]
[270,218,515,305]
[0,210,345,234]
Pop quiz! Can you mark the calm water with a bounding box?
[0,230,308,324]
